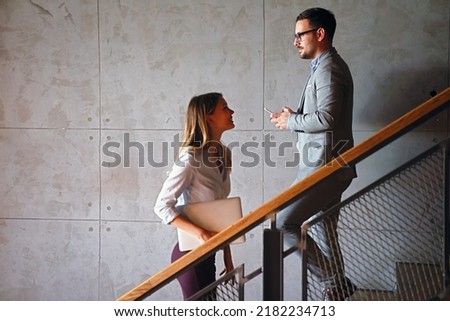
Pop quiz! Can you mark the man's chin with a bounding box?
[299,52,309,59]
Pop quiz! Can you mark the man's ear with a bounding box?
[317,27,326,41]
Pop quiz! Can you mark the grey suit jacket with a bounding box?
[287,47,356,181]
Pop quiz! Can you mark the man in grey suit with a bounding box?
[271,7,356,300]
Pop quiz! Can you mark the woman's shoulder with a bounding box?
[175,148,203,168]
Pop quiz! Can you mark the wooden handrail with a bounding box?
[117,87,450,301]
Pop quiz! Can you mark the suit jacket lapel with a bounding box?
[297,73,311,113]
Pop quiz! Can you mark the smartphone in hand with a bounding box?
[264,107,273,114]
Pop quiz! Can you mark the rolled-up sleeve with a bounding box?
[154,153,194,224]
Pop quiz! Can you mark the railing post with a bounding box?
[444,141,450,291]
[299,225,308,300]
[263,216,284,300]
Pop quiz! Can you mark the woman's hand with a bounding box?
[170,215,217,243]
[197,229,217,243]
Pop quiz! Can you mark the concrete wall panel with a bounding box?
[99,0,264,131]
[0,0,99,129]
[0,219,98,300]
[0,0,448,300]
[0,129,99,220]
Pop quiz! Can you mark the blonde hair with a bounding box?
[179,92,231,169]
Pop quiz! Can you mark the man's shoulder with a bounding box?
[316,49,351,75]
[319,48,346,65]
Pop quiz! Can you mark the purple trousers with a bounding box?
[171,242,216,300]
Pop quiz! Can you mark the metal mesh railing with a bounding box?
[303,143,447,300]
[187,265,245,301]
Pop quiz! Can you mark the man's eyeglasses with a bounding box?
[294,28,319,41]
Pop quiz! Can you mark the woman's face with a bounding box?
[207,97,235,137]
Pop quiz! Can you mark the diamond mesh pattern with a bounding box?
[188,265,243,301]
[305,146,446,300]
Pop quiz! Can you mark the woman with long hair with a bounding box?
[154,92,235,300]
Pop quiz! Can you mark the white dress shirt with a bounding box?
[154,150,231,224]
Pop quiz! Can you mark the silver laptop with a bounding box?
[176,197,245,251]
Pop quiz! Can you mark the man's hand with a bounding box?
[270,106,294,130]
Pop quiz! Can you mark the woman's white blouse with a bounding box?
[154,151,231,224]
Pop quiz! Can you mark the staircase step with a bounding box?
[349,289,396,301]
[396,262,443,300]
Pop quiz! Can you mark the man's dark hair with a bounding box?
[297,7,336,41]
